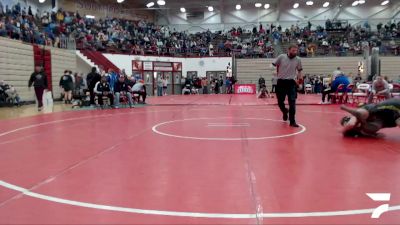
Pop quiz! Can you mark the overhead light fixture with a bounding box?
[117,0,125,3]
[146,2,155,7]
[381,0,389,5]
[358,0,365,3]
[323,2,330,7]
[180,7,186,12]
[39,0,45,3]
[85,15,95,19]
[157,0,165,6]
[208,6,214,11]
[352,1,359,6]
[306,1,314,5]
[264,3,270,9]
[255,3,262,7]
[293,3,299,8]
[236,4,241,10]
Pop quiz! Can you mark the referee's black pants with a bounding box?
[276,79,297,123]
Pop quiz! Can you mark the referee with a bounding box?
[272,44,303,127]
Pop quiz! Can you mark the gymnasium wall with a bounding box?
[0,37,78,102]
[380,57,400,82]
[0,37,34,101]
[102,54,233,78]
[237,56,400,88]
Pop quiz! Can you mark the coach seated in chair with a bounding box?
[94,76,114,108]
[368,75,391,104]
[321,73,350,104]
[131,80,147,104]
[114,75,133,108]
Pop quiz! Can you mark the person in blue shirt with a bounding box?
[321,73,350,103]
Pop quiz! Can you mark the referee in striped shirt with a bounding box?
[272,44,303,127]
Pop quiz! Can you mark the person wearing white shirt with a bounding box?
[333,67,342,79]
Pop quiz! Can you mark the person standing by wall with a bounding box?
[271,75,277,93]
[157,76,163,97]
[59,70,74,104]
[272,45,303,127]
[162,76,168,96]
[86,67,101,106]
[258,75,265,93]
[201,77,208,94]
[28,66,48,111]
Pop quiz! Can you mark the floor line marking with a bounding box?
[152,118,306,141]
[1,180,400,218]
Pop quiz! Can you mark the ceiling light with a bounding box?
[381,0,389,5]
[358,0,365,3]
[146,2,155,7]
[236,4,241,10]
[117,0,125,3]
[255,3,262,7]
[39,0,45,3]
[264,4,270,9]
[157,0,165,6]
[306,1,314,5]
[208,6,214,11]
[352,1,359,6]
[293,3,299,8]
[323,2,330,7]
[180,7,186,12]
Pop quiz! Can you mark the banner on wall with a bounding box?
[173,62,182,71]
[143,61,153,70]
[132,61,143,71]
[234,84,256,94]
[153,62,173,71]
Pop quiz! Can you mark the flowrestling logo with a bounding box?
[238,86,254,93]
[235,84,256,94]
[367,193,391,218]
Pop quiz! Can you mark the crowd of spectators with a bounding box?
[1,2,400,58]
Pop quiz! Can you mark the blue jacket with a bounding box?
[331,75,350,92]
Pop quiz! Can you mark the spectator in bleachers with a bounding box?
[321,73,350,104]
[114,75,133,108]
[94,76,114,108]
[28,66,47,111]
[368,75,391,103]
[59,70,74,104]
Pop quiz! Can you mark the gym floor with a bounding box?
[0,95,399,224]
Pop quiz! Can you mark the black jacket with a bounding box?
[94,82,111,94]
[114,80,130,93]
[28,72,48,88]
[87,72,101,89]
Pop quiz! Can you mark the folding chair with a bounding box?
[391,83,400,98]
[352,83,370,104]
[329,84,345,104]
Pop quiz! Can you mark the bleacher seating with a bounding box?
[0,37,34,101]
